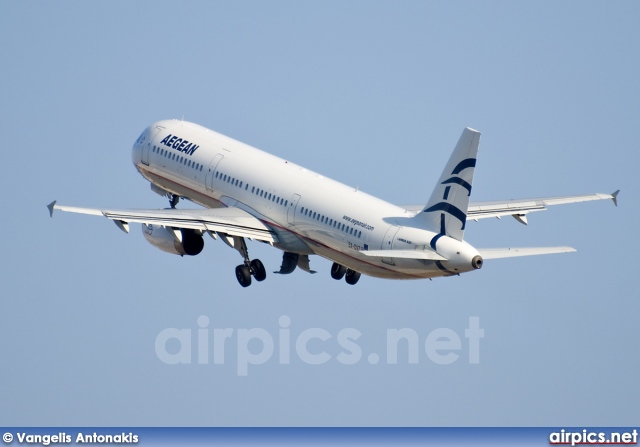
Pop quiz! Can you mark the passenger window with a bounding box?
[285,200,288,207]
[251,187,255,193]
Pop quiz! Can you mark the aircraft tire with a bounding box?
[345,269,361,285]
[235,264,252,287]
[330,262,347,280]
[251,259,267,282]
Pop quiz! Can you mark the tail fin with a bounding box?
[414,128,480,242]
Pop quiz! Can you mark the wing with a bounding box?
[401,191,618,224]
[478,246,576,259]
[47,201,278,243]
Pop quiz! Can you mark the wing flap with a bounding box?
[49,203,279,243]
[478,246,576,259]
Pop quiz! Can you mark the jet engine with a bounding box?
[141,224,204,256]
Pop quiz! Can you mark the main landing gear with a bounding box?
[235,259,267,288]
[232,237,266,288]
[330,262,361,285]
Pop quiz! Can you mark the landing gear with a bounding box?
[331,263,361,285]
[345,269,361,285]
[235,264,252,288]
[169,194,180,209]
[229,235,266,287]
[331,262,347,280]
[250,259,267,282]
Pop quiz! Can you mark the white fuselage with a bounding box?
[131,120,481,279]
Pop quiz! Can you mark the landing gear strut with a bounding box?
[169,194,180,209]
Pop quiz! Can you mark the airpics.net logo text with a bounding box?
[155,316,484,376]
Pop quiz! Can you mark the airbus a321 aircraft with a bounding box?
[48,120,618,287]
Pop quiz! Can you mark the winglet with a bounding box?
[611,190,620,207]
[47,200,57,218]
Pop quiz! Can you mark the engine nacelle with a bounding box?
[141,224,204,256]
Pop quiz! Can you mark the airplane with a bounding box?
[47,120,619,287]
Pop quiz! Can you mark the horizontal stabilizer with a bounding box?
[478,246,576,259]
[400,191,619,220]
[361,249,447,261]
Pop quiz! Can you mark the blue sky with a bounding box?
[1,1,638,426]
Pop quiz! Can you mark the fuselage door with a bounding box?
[205,154,224,192]
[141,125,163,166]
[381,225,401,265]
[288,194,301,225]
